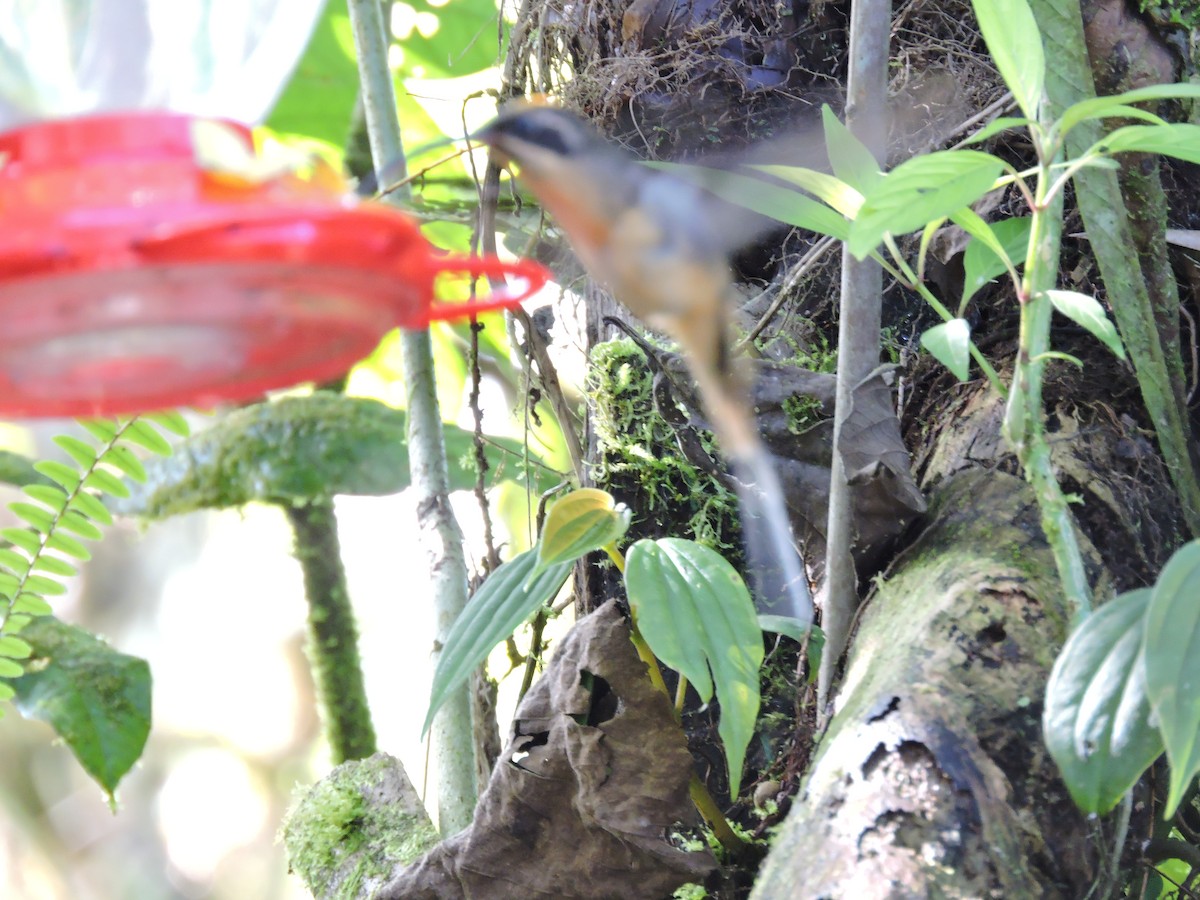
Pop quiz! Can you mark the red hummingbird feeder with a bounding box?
[0,112,548,418]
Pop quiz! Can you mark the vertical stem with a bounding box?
[819,0,889,709]
[345,0,477,833]
[1003,159,1091,614]
[288,502,378,763]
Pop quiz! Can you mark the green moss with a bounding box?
[282,755,439,899]
[1138,0,1200,30]
[587,339,741,553]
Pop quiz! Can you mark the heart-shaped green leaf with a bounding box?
[1044,589,1162,814]
[1046,290,1126,360]
[11,618,151,801]
[921,319,972,381]
[536,488,631,573]
[1143,540,1200,816]
[626,538,763,794]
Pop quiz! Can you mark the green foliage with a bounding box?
[626,538,763,795]
[110,394,555,520]
[426,487,821,802]
[920,319,972,382]
[0,414,181,796]
[971,0,1045,119]
[1043,590,1161,814]
[422,547,573,737]
[282,755,440,898]
[1046,541,1200,818]
[536,487,631,572]
[0,415,182,696]
[588,339,741,552]
[1142,541,1200,816]
[9,618,151,804]
[961,216,1031,307]
[1046,290,1127,361]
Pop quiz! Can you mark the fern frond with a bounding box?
[0,414,189,717]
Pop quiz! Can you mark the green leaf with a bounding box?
[10,502,54,533]
[265,7,358,146]
[52,435,97,469]
[0,450,55,488]
[1044,589,1163,814]
[849,150,1004,259]
[626,538,763,795]
[759,616,824,684]
[821,104,882,192]
[83,469,130,499]
[536,489,631,572]
[0,547,28,572]
[650,163,850,241]
[1097,123,1200,165]
[44,532,90,561]
[0,681,14,702]
[752,164,864,219]
[23,484,68,511]
[56,511,103,542]
[423,548,573,737]
[960,216,1032,306]
[1,528,42,555]
[34,460,81,492]
[32,556,77,578]
[145,410,191,437]
[78,419,119,443]
[971,0,1044,119]
[12,593,53,616]
[120,419,173,456]
[920,319,972,381]
[104,446,147,483]
[0,657,24,678]
[963,116,1033,145]
[0,636,33,659]
[11,618,151,800]
[67,491,113,527]
[23,575,66,597]
[1046,290,1126,360]
[1058,83,1200,136]
[1143,540,1200,817]
[109,395,556,519]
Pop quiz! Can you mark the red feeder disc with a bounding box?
[0,112,549,418]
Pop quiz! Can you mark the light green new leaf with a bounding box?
[1098,123,1200,165]
[1046,290,1126,360]
[626,538,763,795]
[1143,540,1200,817]
[920,319,972,381]
[821,104,881,192]
[849,151,1004,259]
[1044,589,1162,814]
[536,488,631,573]
[11,618,151,800]
[960,216,1032,306]
[971,0,1044,119]
[650,163,850,241]
[1059,83,1200,136]
[422,547,572,737]
[752,164,864,219]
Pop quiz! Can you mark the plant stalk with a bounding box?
[1003,155,1092,614]
[346,0,477,833]
[287,502,378,763]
